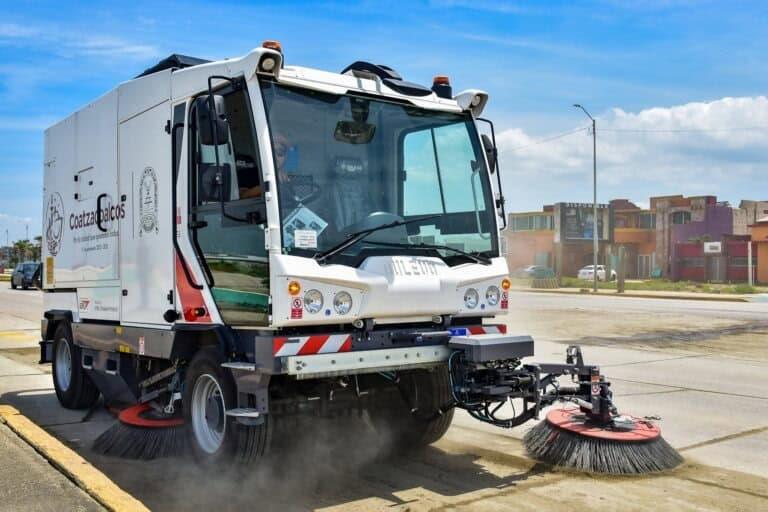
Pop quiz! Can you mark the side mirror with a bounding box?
[481,134,497,173]
[196,95,229,146]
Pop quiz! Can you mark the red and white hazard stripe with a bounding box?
[273,334,352,357]
[467,324,507,335]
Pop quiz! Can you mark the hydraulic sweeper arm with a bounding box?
[446,343,617,428]
[443,340,682,474]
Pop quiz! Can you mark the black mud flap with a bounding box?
[39,340,53,364]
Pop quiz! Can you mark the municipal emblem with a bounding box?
[139,167,159,236]
[45,192,64,255]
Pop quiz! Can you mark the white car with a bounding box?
[577,265,616,281]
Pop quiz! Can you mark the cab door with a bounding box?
[118,102,175,325]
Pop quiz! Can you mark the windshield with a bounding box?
[260,81,498,266]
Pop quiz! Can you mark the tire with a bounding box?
[368,366,454,451]
[21,282,28,290]
[183,347,270,466]
[52,322,100,409]
[10,282,16,289]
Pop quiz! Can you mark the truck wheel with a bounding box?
[369,366,454,451]
[183,347,270,465]
[10,282,16,289]
[52,323,100,409]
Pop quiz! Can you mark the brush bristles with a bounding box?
[523,420,683,474]
[93,422,187,460]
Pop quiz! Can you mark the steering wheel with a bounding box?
[292,181,322,205]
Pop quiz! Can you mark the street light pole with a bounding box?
[574,104,598,293]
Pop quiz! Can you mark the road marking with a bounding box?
[0,404,149,512]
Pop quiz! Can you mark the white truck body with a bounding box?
[43,47,509,332]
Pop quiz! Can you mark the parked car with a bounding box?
[11,262,41,290]
[577,265,616,281]
[513,265,548,278]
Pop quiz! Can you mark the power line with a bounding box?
[600,126,768,133]
[505,126,589,152]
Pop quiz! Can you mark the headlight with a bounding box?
[464,288,479,309]
[303,289,323,314]
[333,291,353,315]
[486,286,500,306]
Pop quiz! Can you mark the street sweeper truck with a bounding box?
[40,42,681,473]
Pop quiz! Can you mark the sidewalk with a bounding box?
[518,286,754,302]
[0,415,104,511]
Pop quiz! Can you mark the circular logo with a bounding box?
[292,298,302,309]
[44,192,64,256]
[139,167,158,236]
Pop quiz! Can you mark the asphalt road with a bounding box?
[0,285,766,511]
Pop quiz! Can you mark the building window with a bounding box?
[678,257,704,267]
[639,213,656,229]
[671,211,691,225]
[511,214,553,232]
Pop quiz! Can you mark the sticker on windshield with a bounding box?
[283,206,327,248]
[294,229,318,249]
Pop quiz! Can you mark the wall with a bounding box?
[671,204,733,244]
[752,223,768,284]
[504,230,554,270]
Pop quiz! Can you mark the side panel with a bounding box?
[43,90,120,286]
[118,102,175,325]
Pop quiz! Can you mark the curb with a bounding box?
[518,288,751,303]
[0,405,149,512]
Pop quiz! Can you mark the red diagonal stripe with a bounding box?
[338,336,352,352]
[496,324,507,334]
[468,326,484,335]
[273,337,288,355]
[297,335,330,356]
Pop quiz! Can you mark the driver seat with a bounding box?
[325,157,371,230]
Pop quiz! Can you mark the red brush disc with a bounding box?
[118,403,184,428]
[545,408,661,442]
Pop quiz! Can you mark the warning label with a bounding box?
[500,291,509,309]
[290,297,303,319]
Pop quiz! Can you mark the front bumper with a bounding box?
[262,324,532,379]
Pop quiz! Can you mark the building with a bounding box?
[505,203,613,277]
[751,216,768,285]
[505,207,555,271]
[505,194,766,282]
[734,200,768,235]
[612,199,656,278]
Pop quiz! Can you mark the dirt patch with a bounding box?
[0,347,50,373]
[560,322,768,361]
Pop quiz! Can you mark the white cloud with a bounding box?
[0,21,159,60]
[0,115,58,131]
[0,213,33,224]
[496,96,768,206]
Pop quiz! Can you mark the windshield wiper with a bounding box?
[362,241,493,265]
[314,214,441,264]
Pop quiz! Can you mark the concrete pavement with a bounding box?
[0,417,104,512]
[0,284,766,510]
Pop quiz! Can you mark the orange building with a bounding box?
[751,217,768,284]
[504,208,555,271]
[612,199,657,278]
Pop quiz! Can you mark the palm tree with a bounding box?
[11,240,31,266]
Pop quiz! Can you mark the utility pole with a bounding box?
[26,224,29,241]
[574,104,598,292]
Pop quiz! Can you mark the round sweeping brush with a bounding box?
[523,408,683,474]
[93,403,187,460]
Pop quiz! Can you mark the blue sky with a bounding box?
[2,0,768,241]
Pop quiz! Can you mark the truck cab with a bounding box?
[41,43,521,463]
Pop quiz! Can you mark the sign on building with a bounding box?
[703,241,722,254]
